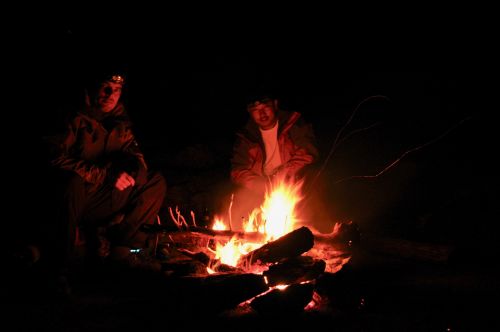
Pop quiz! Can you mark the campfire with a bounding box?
[146,177,356,316]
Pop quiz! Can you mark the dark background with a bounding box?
[11,15,497,259]
[4,9,499,331]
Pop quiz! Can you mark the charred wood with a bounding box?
[184,273,269,314]
[312,221,361,249]
[238,226,314,268]
[263,256,326,287]
[143,273,268,316]
[208,260,244,273]
[250,282,315,316]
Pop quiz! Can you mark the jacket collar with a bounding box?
[83,102,126,122]
[239,109,301,143]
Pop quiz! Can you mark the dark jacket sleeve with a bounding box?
[99,115,149,186]
[230,134,267,192]
[50,117,108,185]
[119,137,148,186]
[278,118,319,180]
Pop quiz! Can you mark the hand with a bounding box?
[114,171,135,191]
[270,167,290,182]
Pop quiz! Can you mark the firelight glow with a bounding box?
[212,177,304,269]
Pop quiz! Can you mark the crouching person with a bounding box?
[47,68,166,282]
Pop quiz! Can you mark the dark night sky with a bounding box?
[34,22,484,145]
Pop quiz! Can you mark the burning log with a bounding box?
[313,221,361,248]
[209,261,243,273]
[182,273,269,314]
[250,282,315,316]
[151,273,269,316]
[145,224,352,276]
[238,226,314,268]
[307,222,357,273]
[263,256,326,287]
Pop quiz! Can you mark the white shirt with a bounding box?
[260,121,282,176]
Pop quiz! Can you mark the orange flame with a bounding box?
[244,177,304,241]
[211,177,304,271]
[212,217,227,231]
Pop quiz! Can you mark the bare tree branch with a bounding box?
[306,95,391,194]
[333,116,472,184]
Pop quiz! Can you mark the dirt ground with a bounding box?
[5,240,499,332]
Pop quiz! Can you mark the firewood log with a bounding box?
[196,273,269,313]
[238,226,314,268]
[150,273,269,316]
[250,282,315,316]
[263,256,326,287]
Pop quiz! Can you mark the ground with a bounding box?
[5,236,500,331]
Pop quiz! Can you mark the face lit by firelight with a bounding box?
[247,98,278,130]
[94,81,123,113]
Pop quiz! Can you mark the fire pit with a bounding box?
[141,178,357,317]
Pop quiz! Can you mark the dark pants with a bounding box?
[57,171,166,267]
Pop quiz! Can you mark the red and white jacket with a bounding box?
[231,109,318,191]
